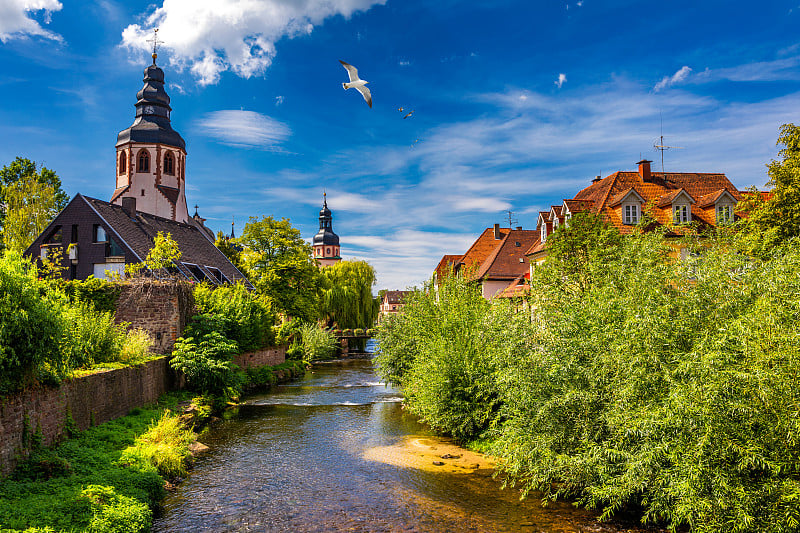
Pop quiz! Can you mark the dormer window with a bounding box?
[540,224,547,243]
[673,204,690,224]
[137,149,150,173]
[716,204,733,224]
[164,151,175,175]
[624,204,640,225]
[553,218,559,230]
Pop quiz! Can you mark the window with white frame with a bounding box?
[673,204,690,224]
[623,204,640,225]
[553,217,559,230]
[540,224,547,242]
[716,204,733,224]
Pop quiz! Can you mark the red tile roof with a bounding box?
[472,229,538,281]
[433,254,462,280]
[458,227,509,275]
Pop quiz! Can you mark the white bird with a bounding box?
[339,60,372,108]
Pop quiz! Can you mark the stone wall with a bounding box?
[114,281,194,354]
[0,357,177,476]
[233,346,287,369]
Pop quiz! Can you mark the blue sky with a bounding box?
[1,0,799,290]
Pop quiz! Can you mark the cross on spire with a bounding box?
[146,28,162,65]
[193,204,199,217]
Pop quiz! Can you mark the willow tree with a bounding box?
[319,260,379,331]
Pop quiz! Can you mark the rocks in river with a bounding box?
[189,441,211,456]
[440,453,460,459]
[432,461,445,466]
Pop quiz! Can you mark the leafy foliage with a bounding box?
[61,276,123,314]
[193,282,275,352]
[378,224,800,530]
[298,323,338,363]
[0,157,69,250]
[0,393,191,532]
[170,332,239,394]
[375,274,503,443]
[319,260,380,330]
[125,231,182,278]
[214,230,245,272]
[238,216,322,322]
[0,252,68,392]
[737,123,800,257]
[1,174,61,254]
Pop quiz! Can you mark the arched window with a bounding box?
[164,151,175,175]
[137,150,150,173]
[118,151,127,174]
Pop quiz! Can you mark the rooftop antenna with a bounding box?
[506,210,518,228]
[146,28,162,64]
[653,111,683,176]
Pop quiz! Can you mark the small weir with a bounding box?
[153,345,650,532]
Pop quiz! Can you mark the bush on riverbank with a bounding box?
[0,252,156,393]
[376,232,800,532]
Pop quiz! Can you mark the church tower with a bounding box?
[313,193,341,268]
[111,46,189,222]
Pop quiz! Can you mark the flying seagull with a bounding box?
[339,60,372,108]
[403,110,414,119]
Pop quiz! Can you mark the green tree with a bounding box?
[319,260,380,330]
[239,216,321,322]
[1,174,61,253]
[214,230,244,272]
[737,123,800,257]
[0,157,69,237]
[544,210,622,294]
[125,231,181,277]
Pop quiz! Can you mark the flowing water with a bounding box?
[154,347,651,533]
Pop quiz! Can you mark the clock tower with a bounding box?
[111,49,189,222]
[313,193,342,268]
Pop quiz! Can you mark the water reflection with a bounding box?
[153,357,649,532]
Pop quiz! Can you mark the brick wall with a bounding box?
[0,357,177,476]
[114,281,194,354]
[233,346,286,369]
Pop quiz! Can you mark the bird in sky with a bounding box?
[339,60,372,108]
[397,107,404,112]
[403,110,414,119]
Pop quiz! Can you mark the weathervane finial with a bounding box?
[146,28,162,65]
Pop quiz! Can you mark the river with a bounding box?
[153,348,653,532]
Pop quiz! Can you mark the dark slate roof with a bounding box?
[82,195,250,286]
[116,62,186,150]
[313,199,340,246]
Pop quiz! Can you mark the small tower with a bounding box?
[111,34,189,223]
[313,193,341,268]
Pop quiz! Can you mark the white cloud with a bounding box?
[654,65,692,92]
[196,110,290,149]
[121,0,386,85]
[274,95,284,106]
[555,73,567,88]
[695,56,800,83]
[0,0,63,43]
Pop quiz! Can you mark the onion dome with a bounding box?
[116,57,186,149]
[313,195,340,246]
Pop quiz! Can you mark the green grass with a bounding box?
[0,392,192,533]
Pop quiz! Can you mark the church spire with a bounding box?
[313,193,341,268]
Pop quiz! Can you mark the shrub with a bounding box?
[117,411,195,479]
[170,332,239,393]
[0,251,67,392]
[81,485,152,533]
[375,274,501,443]
[299,323,338,362]
[60,302,127,368]
[194,282,275,352]
[118,329,153,364]
[61,276,122,313]
[353,328,365,336]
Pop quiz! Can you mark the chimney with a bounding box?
[592,175,602,183]
[493,223,501,239]
[637,160,652,182]
[122,197,136,218]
